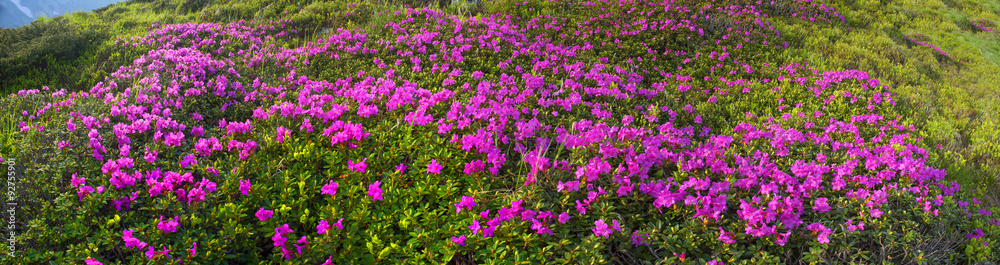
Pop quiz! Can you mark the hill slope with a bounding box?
[1,0,999,264]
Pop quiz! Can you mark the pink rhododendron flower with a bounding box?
[239,178,252,195]
[71,173,85,188]
[870,208,883,218]
[845,219,865,231]
[85,258,102,265]
[144,147,158,163]
[301,118,313,132]
[631,231,650,247]
[164,131,185,147]
[718,227,736,244]
[276,127,288,144]
[817,229,832,244]
[187,187,206,205]
[813,197,831,213]
[191,126,205,137]
[592,219,612,238]
[188,242,197,257]
[967,228,985,239]
[806,223,832,244]
[575,200,587,215]
[280,246,293,260]
[317,220,330,234]
[558,212,571,224]
[455,195,476,213]
[333,218,344,230]
[775,230,792,246]
[348,158,368,173]
[468,220,481,235]
[427,159,443,174]
[180,154,197,168]
[256,207,274,221]
[122,229,147,250]
[157,216,180,233]
[272,224,294,247]
[368,181,383,201]
[321,180,338,196]
[451,235,466,245]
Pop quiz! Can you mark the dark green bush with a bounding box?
[0,18,102,95]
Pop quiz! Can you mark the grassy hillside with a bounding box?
[1,0,999,264]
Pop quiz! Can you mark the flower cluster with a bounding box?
[970,19,997,32]
[905,33,965,64]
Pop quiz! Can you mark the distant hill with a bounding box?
[0,0,124,28]
[0,0,33,28]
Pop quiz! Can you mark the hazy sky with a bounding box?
[1,0,124,28]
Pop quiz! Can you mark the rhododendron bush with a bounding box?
[3,0,999,264]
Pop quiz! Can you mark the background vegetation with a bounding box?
[1,0,999,264]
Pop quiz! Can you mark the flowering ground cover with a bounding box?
[2,0,1000,264]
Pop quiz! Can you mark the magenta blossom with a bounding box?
[188,242,197,257]
[57,141,70,150]
[144,246,171,260]
[144,147,158,163]
[451,235,466,245]
[813,197,831,213]
[256,207,274,221]
[239,178,252,195]
[317,220,330,234]
[157,216,180,233]
[164,131,185,147]
[558,212,571,224]
[85,258,102,265]
[277,127,288,144]
[273,224,294,248]
[180,154,197,168]
[845,219,865,232]
[806,223,832,244]
[631,231,650,247]
[333,218,344,230]
[427,159,443,174]
[321,180,338,196]
[455,195,476,213]
[187,187,206,205]
[122,229,148,250]
[145,246,155,260]
[368,181,383,201]
[71,173,85,188]
[468,220,481,235]
[718,227,736,244]
[592,219,613,238]
[348,158,368,173]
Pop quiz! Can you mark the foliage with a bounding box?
[2,0,1000,264]
[0,18,103,95]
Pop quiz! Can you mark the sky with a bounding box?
[1,0,124,28]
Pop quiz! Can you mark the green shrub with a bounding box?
[0,18,102,95]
